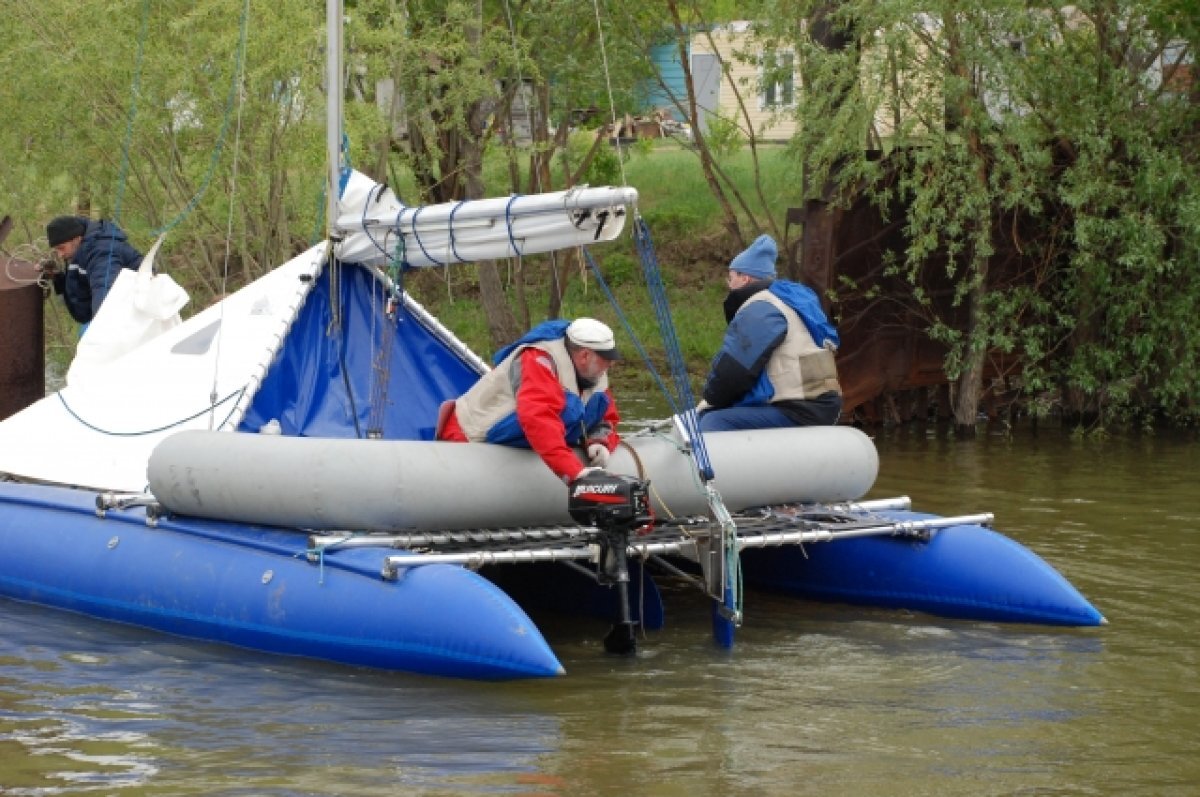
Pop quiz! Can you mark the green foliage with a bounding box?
[569,131,625,187]
[598,251,639,287]
[1,0,329,361]
[631,136,657,158]
[703,113,744,158]
[766,0,1200,426]
[6,0,1199,426]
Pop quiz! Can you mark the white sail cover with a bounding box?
[65,233,190,387]
[334,171,638,267]
[0,247,324,492]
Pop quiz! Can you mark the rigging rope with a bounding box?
[501,0,557,294]
[589,0,628,188]
[99,0,151,302]
[208,0,253,428]
[153,0,253,238]
[105,0,253,428]
[580,248,676,412]
[587,0,740,629]
[628,218,714,480]
[55,388,246,437]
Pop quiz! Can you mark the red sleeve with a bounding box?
[436,407,468,441]
[515,348,586,482]
[586,389,621,453]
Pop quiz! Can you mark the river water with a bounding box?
[1,423,1197,795]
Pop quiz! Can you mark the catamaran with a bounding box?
[0,1,1103,680]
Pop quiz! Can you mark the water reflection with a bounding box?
[0,603,561,795]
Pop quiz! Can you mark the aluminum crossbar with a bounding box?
[735,512,994,549]
[311,496,921,555]
[382,544,599,579]
[376,511,994,579]
[822,496,912,513]
[310,525,591,554]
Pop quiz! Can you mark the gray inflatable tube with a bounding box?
[146,425,879,532]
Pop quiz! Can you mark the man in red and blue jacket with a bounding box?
[437,318,622,484]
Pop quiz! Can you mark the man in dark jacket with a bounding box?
[698,234,843,432]
[44,215,143,324]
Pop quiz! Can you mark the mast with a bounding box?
[326,0,344,237]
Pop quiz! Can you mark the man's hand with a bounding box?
[586,441,610,468]
[37,259,65,295]
[572,466,608,483]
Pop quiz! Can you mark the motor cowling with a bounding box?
[567,472,651,531]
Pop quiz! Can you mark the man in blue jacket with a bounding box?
[698,234,843,432]
[44,215,143,324]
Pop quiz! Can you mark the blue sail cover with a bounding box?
[240,264,483,440]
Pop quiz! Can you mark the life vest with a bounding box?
[453,325,611,447]
[737,286,841,406]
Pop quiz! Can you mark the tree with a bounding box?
[3,0,651,353]
[766,0,1200,428]
[353,0,647,347]
[1,0,328,308]
[609,0,787,248]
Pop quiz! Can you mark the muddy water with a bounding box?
[1,424,1196,795]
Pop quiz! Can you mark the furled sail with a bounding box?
[334,170,638,268]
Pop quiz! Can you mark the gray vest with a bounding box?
[453,338,608,441]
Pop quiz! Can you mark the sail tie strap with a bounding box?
[448,201,467,263]
[409,206,444,266]
[505,195,524,256]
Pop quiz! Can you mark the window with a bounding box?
[762,50,795,109]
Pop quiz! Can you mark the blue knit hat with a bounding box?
[729,234,777,280]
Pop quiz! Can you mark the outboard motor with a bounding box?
[568,472,653,655]
[568,472,651,530]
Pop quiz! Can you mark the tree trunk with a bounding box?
[665,0,743,245]
[952,280,987,434]
[943,11,990,435]
[464,0,519,348]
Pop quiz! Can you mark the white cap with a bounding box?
[566,318,621,360]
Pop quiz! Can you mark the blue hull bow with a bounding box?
[740,510,1104,626]
[0,482,563,680]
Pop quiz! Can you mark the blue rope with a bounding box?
[339,133,353,194]
[581,248,679,414]
[584,219,715,481]
[631,217,715,480]
[409,207,444,265]
[356,182,401,262]
[448,201,466,262]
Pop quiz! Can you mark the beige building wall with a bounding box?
[691,22,800,142]
[690,20,937,146]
